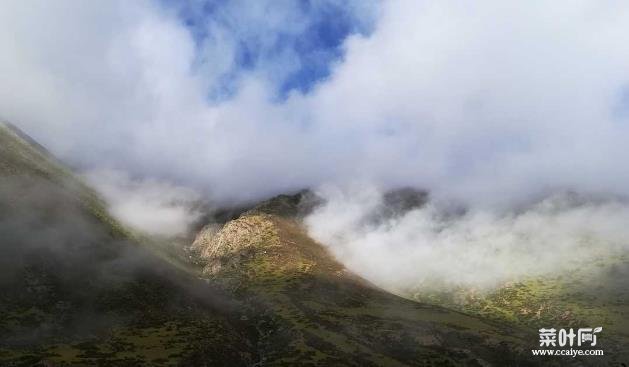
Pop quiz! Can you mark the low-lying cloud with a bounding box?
[84,169,203,237]
[306,186,629,291]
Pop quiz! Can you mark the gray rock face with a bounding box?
[191,214,279,275]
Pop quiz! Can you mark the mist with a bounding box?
[306,186,629,291]
[83,169,203,237]
[0,175,239,346]
[2,1,629,292]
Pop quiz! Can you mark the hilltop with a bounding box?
[187,207,539,365]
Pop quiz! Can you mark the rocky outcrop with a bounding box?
[191,214,280,275]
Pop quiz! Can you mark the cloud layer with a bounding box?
[83,169,203,236]
[2,1,629,207]
[306,186,629,291]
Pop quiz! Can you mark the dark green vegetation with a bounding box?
[410,256,629,364]
[0,123,256,366]
[0,121,624,366]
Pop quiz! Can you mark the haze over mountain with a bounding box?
[2,1,629,365]
[1,121,555,366]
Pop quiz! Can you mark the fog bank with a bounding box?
[306,186,629,290]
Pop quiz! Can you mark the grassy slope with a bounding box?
[0,122,128,239]
[2,121,613,366]
[193,210,556,366]
[1,122,535,366]
[410,256,629,364]
[0,122,257,366]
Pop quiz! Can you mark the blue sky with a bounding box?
[160,0,377,99]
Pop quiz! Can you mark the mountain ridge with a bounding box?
[0,120,590,366]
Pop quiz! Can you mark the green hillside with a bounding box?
[410,255,629,363]
[190,213,539,366]
[0,122,257,366]
[0,121,605,366]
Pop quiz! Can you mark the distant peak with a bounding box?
[246,189,322,218]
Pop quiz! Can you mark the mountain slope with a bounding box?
[0,121,584,366]
[0,122,258,366]
[190,209,542,365]
[410,256,629,363]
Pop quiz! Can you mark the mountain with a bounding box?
[189,211,537,365]
[409,255,629,363]
[0,122,257,366]
[0,121,606,366]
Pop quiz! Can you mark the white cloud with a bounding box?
[2,1,629,207]
[306,185,629,290]
[302,1,629,206]
[3,1,629,286]
[84,169,202,237]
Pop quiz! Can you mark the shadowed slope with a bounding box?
[0,122,258,366]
